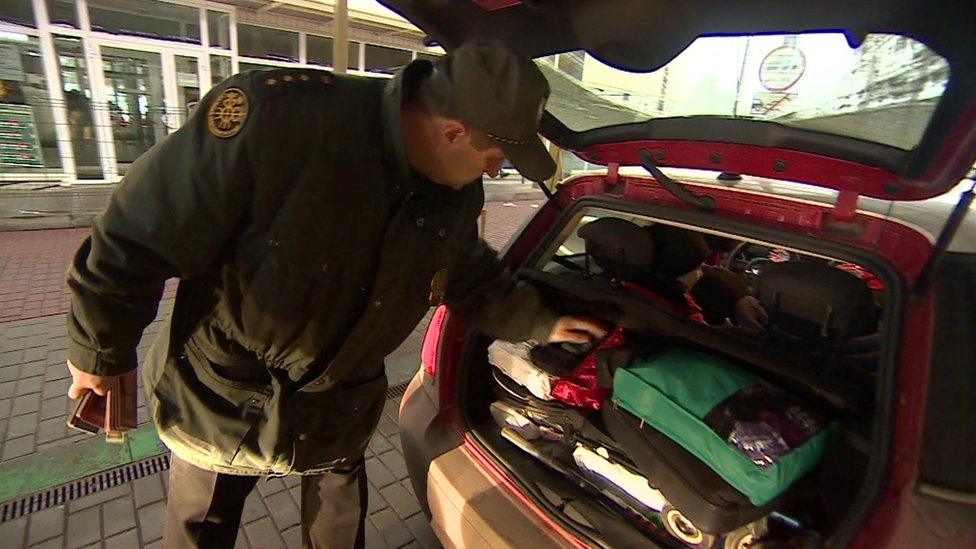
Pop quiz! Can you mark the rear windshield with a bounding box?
[540,33,949,150]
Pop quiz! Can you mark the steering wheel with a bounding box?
[740,257,771,287]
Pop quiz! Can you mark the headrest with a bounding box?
[757,262,878,348]
[646,224,710,279]
[577,218,655,281]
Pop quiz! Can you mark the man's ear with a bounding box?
[441,119,467,144]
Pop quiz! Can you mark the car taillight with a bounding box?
[421,305,449,377]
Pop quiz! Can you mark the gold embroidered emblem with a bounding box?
[206,88,248,138]
[429,268,448,306]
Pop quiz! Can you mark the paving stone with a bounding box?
[0,516,28,549]
[379,482,421,520]
[3,434,36,460]
[137,500,167,544]
[0,365,19,382]
[0,380,15,399]
[377,450,409,481]
[30,535,65,549]
[0,398,11,417]
[365,457,396,489]
[7,412,39,440]
[44,364,70,381]
[241,492,267,524]
[0,350,24,366]
[404,513,441,549]
[370,508,413,549]
[104,528,139,549]
[282,475,301,489]
[66,507,101,548]
[102,497,136,537]
[69,484,131,512]
[40,396,67,421]
[144,540,162,549]
[23,346,48,362]
[282,525,302,549]
[256,477,287,498]
[37,416,67,444]
[364,520,389,549]
[27,505,65,545]
[11,392,41,415]
[133,475,165,508]
[235,528,250,549]
[368,433,393,455]
[376,414,399,438]
[265,490,301,530]
[20,360,47,379]
[42,379,70,400]
[389,436,403,454]
[367,484,388,516]
[244,517,283,548]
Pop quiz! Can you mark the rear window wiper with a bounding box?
[638,149,716,213]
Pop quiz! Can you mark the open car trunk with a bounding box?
[455,197,898,548]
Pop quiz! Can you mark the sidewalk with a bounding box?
[0,198,544,548]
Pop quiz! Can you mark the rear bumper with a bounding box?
[399,369,574,549]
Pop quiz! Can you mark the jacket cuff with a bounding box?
[68,342,137,377]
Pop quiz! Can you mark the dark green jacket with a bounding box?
[66,61,556,475]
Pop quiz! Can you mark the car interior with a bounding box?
[457,205,892,548]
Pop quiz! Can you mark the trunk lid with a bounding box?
[382,0,976,201]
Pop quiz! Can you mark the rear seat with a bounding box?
[757,261,879,359]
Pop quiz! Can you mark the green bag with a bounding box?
[612,349,833,506]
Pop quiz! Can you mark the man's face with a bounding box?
[429,121,508,189]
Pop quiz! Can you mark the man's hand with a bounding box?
[547,316,609,344]
[67,359,113,400]
[735,296,768,331]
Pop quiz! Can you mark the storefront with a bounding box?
[0,0,438,184]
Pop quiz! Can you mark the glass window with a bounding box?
[52,35,102,178]
[416,52,442,65]
[210,55,232,86]
[100,46,166,166]
[175,56,199,126]
[238,61,277,74]
[238,24,298,62]
[46,0,79,28]
[0,1,34,27]
[207,10,230,50]
[307,35,358,69]
[364,44,412,74]
[0,34,62,173]
[541,33,950,150]
[88,0,201,44]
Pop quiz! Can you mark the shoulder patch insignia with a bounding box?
[207,87,248,138]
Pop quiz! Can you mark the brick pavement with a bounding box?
[0,395,439,549]
[0,200,542,323]
[0,198,545,547]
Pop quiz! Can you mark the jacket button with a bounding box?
[437,228,446,238]
[373,300,382,308]
[298,433,308,441]
[268,239,279,247]
[416,217,425,227]
[321,263,329,272]
[312,379,324,386]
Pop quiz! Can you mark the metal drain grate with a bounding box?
[0,454,170,523]
[0,380,412,522]
[386,379,411,399]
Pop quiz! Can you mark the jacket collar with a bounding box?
[382,59,436,194]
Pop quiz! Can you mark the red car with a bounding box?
[392,1,976,547]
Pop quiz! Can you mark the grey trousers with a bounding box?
[162,454,368,549]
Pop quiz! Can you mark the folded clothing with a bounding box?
[488,340,557,400]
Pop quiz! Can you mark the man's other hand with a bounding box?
[547,316,609,344]
[67,359,113,400]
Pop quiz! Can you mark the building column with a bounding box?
[30,0,77,182]
[76,0,118,181]
[333,0,349,73]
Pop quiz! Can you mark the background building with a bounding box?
[0,0,442,184]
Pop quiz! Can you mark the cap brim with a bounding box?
[498,135,556,183]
